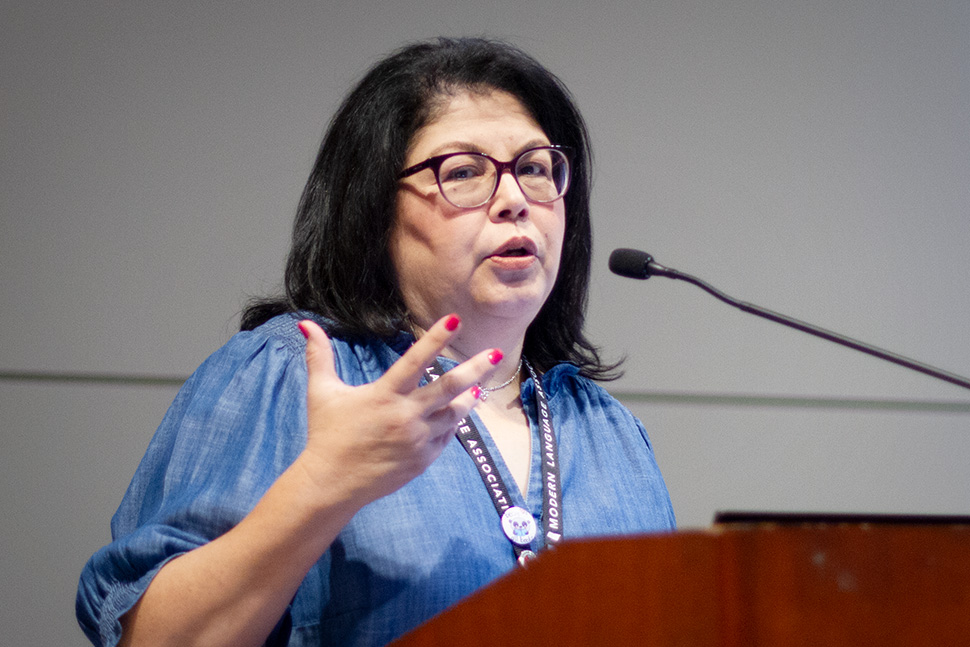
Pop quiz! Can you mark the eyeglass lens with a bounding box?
[437,148,568,208]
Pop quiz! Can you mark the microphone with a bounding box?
[608,248,655,279]
[608,248,680,280]
[608,248,970,392]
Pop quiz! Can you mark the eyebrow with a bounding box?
[425,138,551,159]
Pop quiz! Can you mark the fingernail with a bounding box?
[488,349,503,365]
[445,314,461,331]
[471,385,482,400]
[298,321,310,340]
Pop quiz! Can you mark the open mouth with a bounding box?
[491,237,538,259]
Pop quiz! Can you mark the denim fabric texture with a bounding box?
[77,312,675,646]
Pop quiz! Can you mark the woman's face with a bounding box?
[391,89,566,332]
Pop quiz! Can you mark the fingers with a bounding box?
[380,313,504,416]
[421,347,501,414]
[298,319,339,389]
[382,314,463,394]
[423,384,484,448]
[299,314,500,441]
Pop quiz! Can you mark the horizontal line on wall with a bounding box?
[610,390,970,413]
[3,370,968,413]
[0,370,186,387]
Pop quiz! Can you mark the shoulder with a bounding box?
[173,314,308,405]
[224,312,411,387]
[192,313,405,386]
[540,362,622,410]
[539,362,652,444]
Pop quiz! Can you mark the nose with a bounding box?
[489,168,530,220]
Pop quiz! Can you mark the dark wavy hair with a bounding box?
[242,37,619,380]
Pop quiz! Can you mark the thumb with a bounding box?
[298,319,339,387]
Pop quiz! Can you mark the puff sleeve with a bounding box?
[76,324,309,647]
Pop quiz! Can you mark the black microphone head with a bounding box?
[609,248,654,279]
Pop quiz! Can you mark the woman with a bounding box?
[77,37,675,647]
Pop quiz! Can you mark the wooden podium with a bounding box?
[392,519,970,646]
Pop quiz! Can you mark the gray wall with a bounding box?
[2,1,968,644]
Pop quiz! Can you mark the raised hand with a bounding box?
[297,314,502,506]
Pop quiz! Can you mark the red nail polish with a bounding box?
[445,314,461,331]
[488,349,503,365]
[471,385,482,400]
[298,321,310,340]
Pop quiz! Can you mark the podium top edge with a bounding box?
[714,510,970,526]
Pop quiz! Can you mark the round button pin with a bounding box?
[501,506,537,546]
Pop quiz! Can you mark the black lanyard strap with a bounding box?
[425,358,563,565]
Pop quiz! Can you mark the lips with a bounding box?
[489,237,538,259]
[486,236,539,272]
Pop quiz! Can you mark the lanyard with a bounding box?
[425,358,563,566]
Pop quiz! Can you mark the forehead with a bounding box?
[407,89,547,159]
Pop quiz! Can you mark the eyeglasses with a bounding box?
[398,145,571,209]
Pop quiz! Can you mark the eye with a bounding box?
[443,165,481,181]
[517,151,554,179]
[439,155,489,183]
[517,161,551,178]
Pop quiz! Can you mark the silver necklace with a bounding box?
[479,357,523,401]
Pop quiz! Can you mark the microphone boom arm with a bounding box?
[642,257,970,392]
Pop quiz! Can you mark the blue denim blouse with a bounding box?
[77,313,675,646]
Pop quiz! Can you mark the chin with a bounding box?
[480,287,550,320]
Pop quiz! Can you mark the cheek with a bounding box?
[390,197,478,282]
[546,208,567,269]
[392,195,443,260]
[389,201,429,291]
